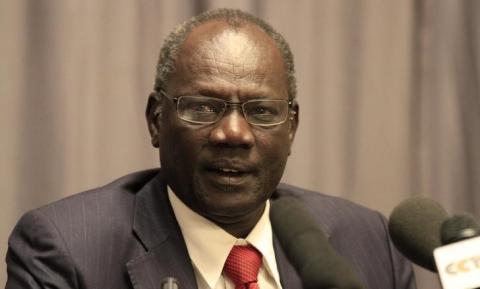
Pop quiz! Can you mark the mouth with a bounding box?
[201,160,255,185]
[206,167,248,177]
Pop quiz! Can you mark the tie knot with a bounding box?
[224,245,263,289]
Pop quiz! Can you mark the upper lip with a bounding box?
[202,159,255,174]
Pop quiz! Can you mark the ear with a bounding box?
[287,101,299,155]
[146,92,162,148]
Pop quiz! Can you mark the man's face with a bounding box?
[148,20,298,232]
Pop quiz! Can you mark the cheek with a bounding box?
[255,128,292,169]
[173,131,205,162]
[257,124,292,151]
[159,121,207,173]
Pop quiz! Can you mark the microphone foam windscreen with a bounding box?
[441,214,480,245]
[388,197,448,272]
[271,196,364,289]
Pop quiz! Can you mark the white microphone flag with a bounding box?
[434,236,480,289]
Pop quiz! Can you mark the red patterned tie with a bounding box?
[224,245,263,289]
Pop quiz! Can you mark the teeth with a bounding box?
[219,168,240,173]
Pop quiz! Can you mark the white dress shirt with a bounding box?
[168,188,282,289]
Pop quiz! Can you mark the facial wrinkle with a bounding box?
[179,25,274,93]
[208,29,267,82]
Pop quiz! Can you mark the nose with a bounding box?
[209,109,255,149]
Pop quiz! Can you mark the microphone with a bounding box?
[388,196,480,289]
[434,214,480,289]
[161,277,179,289]
[388,196,448,272]
[270,196,364,289]
[441,214,480,244]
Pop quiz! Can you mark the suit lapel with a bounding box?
[126,177,322,289]
[127,174,197,289]
[273,233,303,289]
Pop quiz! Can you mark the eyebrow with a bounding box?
[196,87,274,100]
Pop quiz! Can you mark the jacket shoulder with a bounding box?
[6,169,160,289]
[36,168,159,223]
[274,183,416,289]
[275,183,385,234]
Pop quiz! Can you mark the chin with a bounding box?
[200,201,266,226]
[193,179,268,221]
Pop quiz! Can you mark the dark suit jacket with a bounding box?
[6,169,415,289]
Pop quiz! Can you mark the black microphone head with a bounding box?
[441,214,480,244]
[388,196,448,272]
[271,196,364,289]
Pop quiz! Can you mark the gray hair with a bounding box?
[153,8,297,100]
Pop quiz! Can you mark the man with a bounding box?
[6,9,415,289]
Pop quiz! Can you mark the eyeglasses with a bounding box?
[158,91,295,127]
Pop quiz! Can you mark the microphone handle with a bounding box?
[161,277,179,289]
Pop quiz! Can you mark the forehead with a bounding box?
[168,20,288,98]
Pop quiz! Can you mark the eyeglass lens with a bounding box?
[176,96,289,125]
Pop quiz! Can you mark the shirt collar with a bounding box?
[168,187,281,289]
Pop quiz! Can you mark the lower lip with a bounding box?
[203,170,253,186]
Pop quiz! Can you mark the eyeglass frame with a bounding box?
[155,90,297,127]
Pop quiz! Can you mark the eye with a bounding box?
[177,96,225,123]
[183,99,222,114]
[192,103,216,113]
[248,104,278,116]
